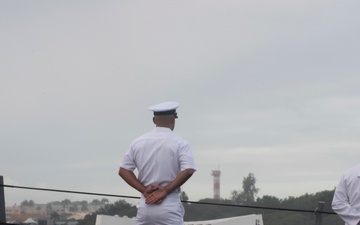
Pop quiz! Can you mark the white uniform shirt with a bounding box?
[332,164,360,225]
[121,127,196,196]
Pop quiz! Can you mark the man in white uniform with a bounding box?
[332,164,360,225]
[119,101,196,225]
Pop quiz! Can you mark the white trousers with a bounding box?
[136,196,184,225]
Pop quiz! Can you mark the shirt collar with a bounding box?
[153,127,172,132]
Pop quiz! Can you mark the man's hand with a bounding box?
[145,186,167,204]
[143,183,160,198]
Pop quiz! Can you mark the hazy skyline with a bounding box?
[1,0,360,206]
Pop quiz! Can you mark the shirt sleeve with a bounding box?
[120,148,136,171]
[332,174,360,225]
[179,143,196,171]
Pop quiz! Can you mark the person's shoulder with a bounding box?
[171,132,190,144]
[349,164,360,170]
[344,164,360,176]
[131,130,153,143]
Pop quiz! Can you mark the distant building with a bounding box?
[5,204,20,220]
[6,200,106,225]
[6,203,47,222]
[211,169,221,200]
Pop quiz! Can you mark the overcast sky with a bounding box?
[1,0,360,206]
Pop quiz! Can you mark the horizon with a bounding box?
[3,180,335,207]
[2,0,360,208]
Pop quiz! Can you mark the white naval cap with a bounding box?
[148,101,179,118]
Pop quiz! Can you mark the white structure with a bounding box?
[96,215,134,225]
[184,214,263,225]
[96,214,263,225]
[23,218,38,224]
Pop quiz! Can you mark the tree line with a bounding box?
[77,173,343,225]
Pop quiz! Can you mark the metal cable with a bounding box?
[1,184,336,216]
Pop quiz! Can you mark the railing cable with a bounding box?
[1,184,335,215]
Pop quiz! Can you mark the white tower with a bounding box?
[211,169,221,200]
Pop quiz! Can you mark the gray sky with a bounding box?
[1,0,360,206]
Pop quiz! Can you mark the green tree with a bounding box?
[181,191,189,201]
[77,200,136,225]
[97,199,136,217]
[80,200,88,212]
[36,205,41,214]
[50,211,60,225]
[21,200,29,207]
[77,213,97,225]
[28,200,35,207]
[81,204,88,212]
[91,199,101,205]
[61,199,71,210]
[80,200,88,206]
[256,195,282,207]
[231,173,259,204]
[46,203,53,213]
[241,173,259,203]
[101,198,109,205]
[72,201,80,212]
[69,206,77,212]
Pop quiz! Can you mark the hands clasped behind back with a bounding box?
[143,183,168,204]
